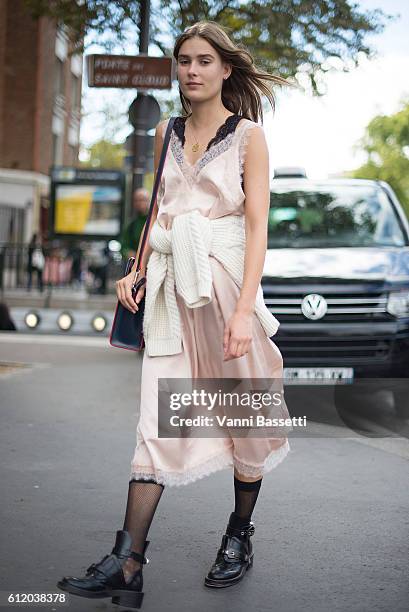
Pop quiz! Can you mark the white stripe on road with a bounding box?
[0,333,110,348]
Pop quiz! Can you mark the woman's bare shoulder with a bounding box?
[155,118,172,141]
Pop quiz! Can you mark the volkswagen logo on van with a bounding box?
[301,294,328,320]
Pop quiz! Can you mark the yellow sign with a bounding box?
[55,190,93,233]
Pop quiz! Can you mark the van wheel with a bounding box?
[392,389,409,419]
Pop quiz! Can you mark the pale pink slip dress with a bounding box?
[130,114,292,486]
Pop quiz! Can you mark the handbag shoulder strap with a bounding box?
[135,116,176,271]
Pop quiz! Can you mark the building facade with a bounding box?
[0,0,83,243]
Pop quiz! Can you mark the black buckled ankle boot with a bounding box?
[204,512,255,588]
[57,530,149,609]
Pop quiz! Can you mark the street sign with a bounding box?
[86,54,173,89]
[128,94,161,129]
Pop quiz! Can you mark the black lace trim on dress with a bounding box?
[173,114,243,151]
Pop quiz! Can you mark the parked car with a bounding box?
[262,169,409,417]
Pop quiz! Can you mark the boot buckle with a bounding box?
[129,550,149,565]
[224,549,239,560]
[86,554,110,575]
[239,524,255,537]
[223,548,249,562]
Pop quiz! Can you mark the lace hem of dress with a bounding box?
[131,448,234,487]
[233,439,291,478]
[130,439,291,487]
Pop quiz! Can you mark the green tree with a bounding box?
[78,97,129,167]
[349,100,409,216]
[80,139,125,168]
[23,0,396,95]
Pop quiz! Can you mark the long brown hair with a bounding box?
[173,20,297,123]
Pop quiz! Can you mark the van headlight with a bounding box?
[386,291,409,317]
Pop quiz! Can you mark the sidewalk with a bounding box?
[0,335,408,612]
[2,286,117,310]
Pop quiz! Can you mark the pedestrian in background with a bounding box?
[27,233,44,292]
[120,189,150,260]
[58,19,294,609]
[69,243,83,288]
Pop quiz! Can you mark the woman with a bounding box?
[27,233,45,292]
[58,20,295,609]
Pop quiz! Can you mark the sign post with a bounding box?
[84,0,175,234]
[85,54,174,212]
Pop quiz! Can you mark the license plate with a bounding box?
[283,367,354,385]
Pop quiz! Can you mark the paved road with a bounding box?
[0,334,408,612]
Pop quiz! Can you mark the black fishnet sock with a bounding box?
[229,476,263,530]
[121,478,164,583]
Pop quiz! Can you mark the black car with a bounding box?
[262,171,409,417]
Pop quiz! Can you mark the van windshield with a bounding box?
[268,184,406,248]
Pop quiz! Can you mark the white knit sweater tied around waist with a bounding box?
[142,210,280,356]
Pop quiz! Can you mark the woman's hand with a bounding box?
[116,269,146,314]
[223,310,253,361]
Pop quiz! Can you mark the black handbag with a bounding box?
[109,116,176,351]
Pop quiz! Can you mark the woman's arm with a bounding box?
[223,125,270,360]
[236,125,270,314]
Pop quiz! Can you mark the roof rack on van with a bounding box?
[273,167,307,178]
